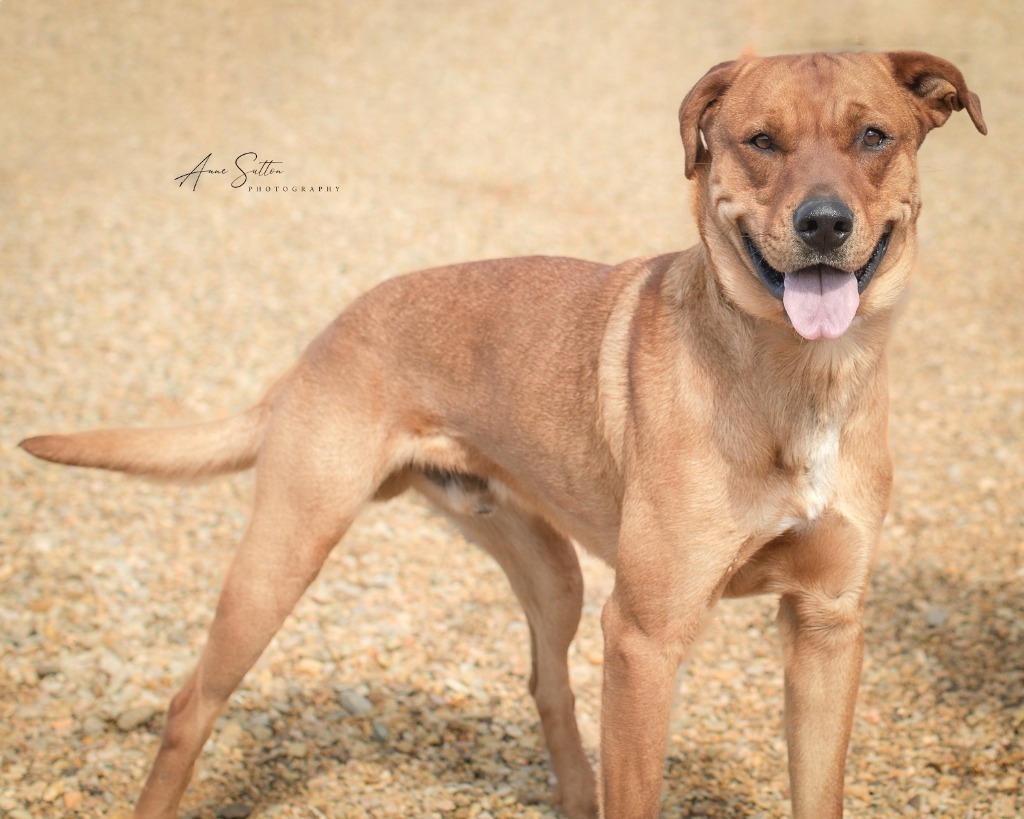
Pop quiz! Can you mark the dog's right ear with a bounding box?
[679,59,742,179]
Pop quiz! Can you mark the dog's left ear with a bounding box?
[679,59,742,179]
[887,51,987,138]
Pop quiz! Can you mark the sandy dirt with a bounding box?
[1,1,1021,816]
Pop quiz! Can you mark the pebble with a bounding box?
[284,741,308,758]
[228,714,251,736]
[337,689,374,716]
[216,804,252,819]
[116,706,158,732]
[36,661,62,677]
[81,715,107,737]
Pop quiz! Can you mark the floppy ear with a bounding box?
[679,59,742,179]
[887,50,987,137]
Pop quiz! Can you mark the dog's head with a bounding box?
[679,51,986,341]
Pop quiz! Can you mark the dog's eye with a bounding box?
[750,133,774,151]
[861,128,888,148]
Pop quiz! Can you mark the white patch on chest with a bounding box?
[770,423,841,535]
[800,424,840,520]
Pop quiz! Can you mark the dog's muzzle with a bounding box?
[742,230,891,340]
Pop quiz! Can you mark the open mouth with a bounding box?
[741,229,892,340]
[741,230,892,301]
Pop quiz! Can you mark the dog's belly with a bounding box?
[390,429,622,563]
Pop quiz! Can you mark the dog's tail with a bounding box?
[19,373,289,482]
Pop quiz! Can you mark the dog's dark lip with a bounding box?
[742,234,786,299]
[742,229,892,300]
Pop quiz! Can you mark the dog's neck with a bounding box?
[679,245,893,420]
[753,316,892,414]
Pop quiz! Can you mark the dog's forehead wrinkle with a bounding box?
[719,94,829,148]
[842,98,881,122]
[724,56,896,144]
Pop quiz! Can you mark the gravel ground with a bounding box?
[2,2,1021,817]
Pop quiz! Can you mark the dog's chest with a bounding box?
[771,423,841,531]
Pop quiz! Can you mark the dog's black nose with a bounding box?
[793,197,854,252]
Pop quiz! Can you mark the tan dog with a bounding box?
[20,50,985,818]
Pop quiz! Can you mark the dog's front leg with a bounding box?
[600,596,689,817]
[779,592,863,818]
[598,507,731,818]
[777,516,878,819]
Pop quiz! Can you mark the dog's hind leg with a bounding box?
[446,503,598,819]
[133,409,380,818]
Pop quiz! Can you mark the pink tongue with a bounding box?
[783,267,860,340]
